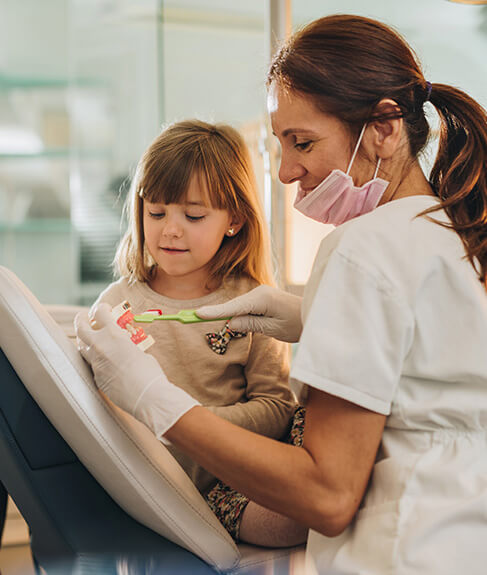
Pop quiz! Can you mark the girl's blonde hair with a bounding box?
[115,119,274,287]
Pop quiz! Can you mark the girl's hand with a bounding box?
[197,285,303,343]
[75,303,200,444]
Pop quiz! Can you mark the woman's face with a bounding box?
[268,83,358,194]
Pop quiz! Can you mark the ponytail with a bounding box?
[423,84,487,285]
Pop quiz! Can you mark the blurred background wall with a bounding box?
[0,0,485,304]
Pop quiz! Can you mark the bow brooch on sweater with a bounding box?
[205,323,246,355]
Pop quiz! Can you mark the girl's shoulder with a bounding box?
[222,275,260,299]
[93,276,147,309]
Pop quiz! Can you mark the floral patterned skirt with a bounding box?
[204,405,306,540]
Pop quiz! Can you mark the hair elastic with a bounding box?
[425,81,433,102]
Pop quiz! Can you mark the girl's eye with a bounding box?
[186,215,205,221]
[149,211,165,219]
[295,140,313,151]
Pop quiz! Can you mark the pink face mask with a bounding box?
[293,124,389,226]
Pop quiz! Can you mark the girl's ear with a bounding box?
[225,216,244,237]
[367,98,404,161]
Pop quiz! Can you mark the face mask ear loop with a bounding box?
[346,123,368,176]
[373,157,382,179]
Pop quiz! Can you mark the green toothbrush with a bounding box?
[133,309,231,324]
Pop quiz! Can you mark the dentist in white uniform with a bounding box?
[76,14,487,574]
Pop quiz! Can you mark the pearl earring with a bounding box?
[228,228,235,236]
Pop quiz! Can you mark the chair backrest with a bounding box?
[0,346,217,575]
[0,482,6,544]
[0,266,240,573]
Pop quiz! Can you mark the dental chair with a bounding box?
[0,481,6,544]
[0,266,305,575]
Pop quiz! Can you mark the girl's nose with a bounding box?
[162,216,183,238]
[278,151,306,185]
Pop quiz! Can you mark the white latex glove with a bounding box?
[75,303,200,444]
[197,285,303,344]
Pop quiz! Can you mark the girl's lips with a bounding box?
[161,247,189,254]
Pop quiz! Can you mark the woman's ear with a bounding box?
[367,98,404,160]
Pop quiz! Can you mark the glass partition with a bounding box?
[1,0,484,302]
[69,0,163,304]
[0,0,269,305]
[0,1,74,303]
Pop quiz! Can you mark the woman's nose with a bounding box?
[278,151,306,184]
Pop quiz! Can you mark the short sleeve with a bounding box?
[291,250,414,415]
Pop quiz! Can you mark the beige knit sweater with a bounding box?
[94,276,295,493]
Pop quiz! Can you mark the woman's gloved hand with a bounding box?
[197,285,303,343]
[75,303,200,444]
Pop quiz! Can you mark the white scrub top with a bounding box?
[291,195,487,575]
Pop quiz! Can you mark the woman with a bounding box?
[76,15,487,574]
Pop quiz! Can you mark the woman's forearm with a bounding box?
[166,406,341,534]
[165,391,385,536]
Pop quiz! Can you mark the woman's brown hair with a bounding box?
[268,14,487,284]
[115,120,274,288]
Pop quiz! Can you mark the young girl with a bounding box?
[92,119,307,546]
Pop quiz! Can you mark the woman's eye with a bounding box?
[295,141,313,151]
[186,215,205,221]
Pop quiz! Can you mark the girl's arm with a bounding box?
[207,333,295,439]
[167,387,386,536]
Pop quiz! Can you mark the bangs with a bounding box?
[138,135,240,212]
[138,146,196,205]
[197,139,240,212]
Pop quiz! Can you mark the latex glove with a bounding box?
[75,303,200,444]
[197,285,303,344]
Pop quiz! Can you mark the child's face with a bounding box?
[143,173,233,292]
